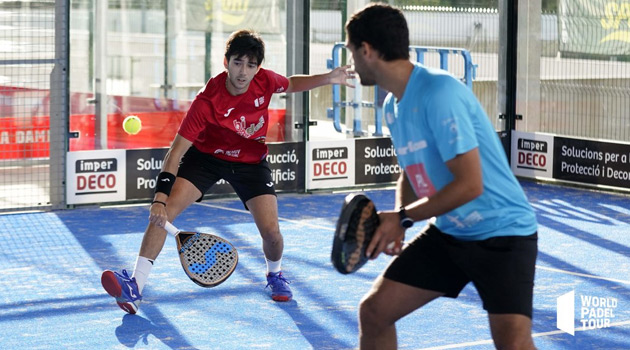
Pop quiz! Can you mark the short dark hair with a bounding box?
[225,29,265,65]
[345,3,409,61]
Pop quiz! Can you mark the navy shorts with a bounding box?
[177,146,276,206]
[384,225,538,318]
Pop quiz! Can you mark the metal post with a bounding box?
[286,0,310,142]
[498,0,520,160]
[94,0,108,149]
[505,0,519,134]
[50,0,70,209]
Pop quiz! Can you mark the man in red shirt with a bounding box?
[101,29,354,313]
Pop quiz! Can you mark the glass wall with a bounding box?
[307,1,501,140]
[68,0,290,152]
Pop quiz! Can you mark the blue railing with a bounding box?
[326,43,477,136]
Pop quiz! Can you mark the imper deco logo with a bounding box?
[557,291,618,335]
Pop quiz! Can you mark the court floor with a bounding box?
[0,180,629,349]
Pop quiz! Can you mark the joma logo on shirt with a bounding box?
[234,116,265,138]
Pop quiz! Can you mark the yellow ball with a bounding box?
[123,115,142,135]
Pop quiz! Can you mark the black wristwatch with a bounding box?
[398,206,414,229]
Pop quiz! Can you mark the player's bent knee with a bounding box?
[359,296,388,330]
[259,226,281,239]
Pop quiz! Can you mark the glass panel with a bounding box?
[537,1,630,141]
[69,0,289,151]
[309,2,500,141]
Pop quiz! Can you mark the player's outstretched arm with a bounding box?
[285,65,355,93]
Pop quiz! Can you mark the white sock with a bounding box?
[132,256,153,294]
[266,257,282,274]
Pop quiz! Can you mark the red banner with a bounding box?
[0,87,286,160]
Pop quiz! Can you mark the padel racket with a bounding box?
[164,221,238,287]
[332,193,380,274]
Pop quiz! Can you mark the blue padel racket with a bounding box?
[332,193,380,274]
[164,222,238,287]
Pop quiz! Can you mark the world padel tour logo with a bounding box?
[557,290,618,335]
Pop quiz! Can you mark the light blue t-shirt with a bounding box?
[383,63,537,240]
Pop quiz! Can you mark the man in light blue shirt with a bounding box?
[346,4,538,350]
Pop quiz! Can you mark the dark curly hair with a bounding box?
[345,3,410,61]
[225,29,265,65]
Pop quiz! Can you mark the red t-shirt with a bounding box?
[178,68,289,163]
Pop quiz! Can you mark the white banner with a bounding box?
[307,139,355,190]
[511,130,555,179]
[66,150,126,204]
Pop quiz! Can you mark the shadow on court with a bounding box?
[0,181,628,349]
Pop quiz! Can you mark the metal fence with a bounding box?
[0,0,67,212]
[309,6,630,143]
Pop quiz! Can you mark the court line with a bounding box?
[418,320,630,349]
[536,265,630,284]
[195,202,630,285]
[194,202,336,231]
[196,203,630,283]
[197,202,630,346]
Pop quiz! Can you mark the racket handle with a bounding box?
[164,221,179,236]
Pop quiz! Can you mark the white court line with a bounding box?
[195,202,336,231]
[536,265,630,284]
[197,202,630,346]
[197,202,630,284]
[0,267,34,275]
[196,203,630,283]
[418,320,630,349]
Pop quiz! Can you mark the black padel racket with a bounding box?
[164,222,238,287]
[332,193,380,274]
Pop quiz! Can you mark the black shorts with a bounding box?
[177,146,276,205]
[384,225,538,318]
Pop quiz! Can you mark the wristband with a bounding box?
[151,200,166,207]
[154,172,176,196]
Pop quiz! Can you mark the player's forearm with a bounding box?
[395,172,417,209]
[286,73,331,93]
[153,134,192,201]
[160,149,181,175]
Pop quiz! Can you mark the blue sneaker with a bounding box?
[101,269,142,314]
[266,271,292,302]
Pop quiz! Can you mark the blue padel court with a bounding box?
[1,180,629,349]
